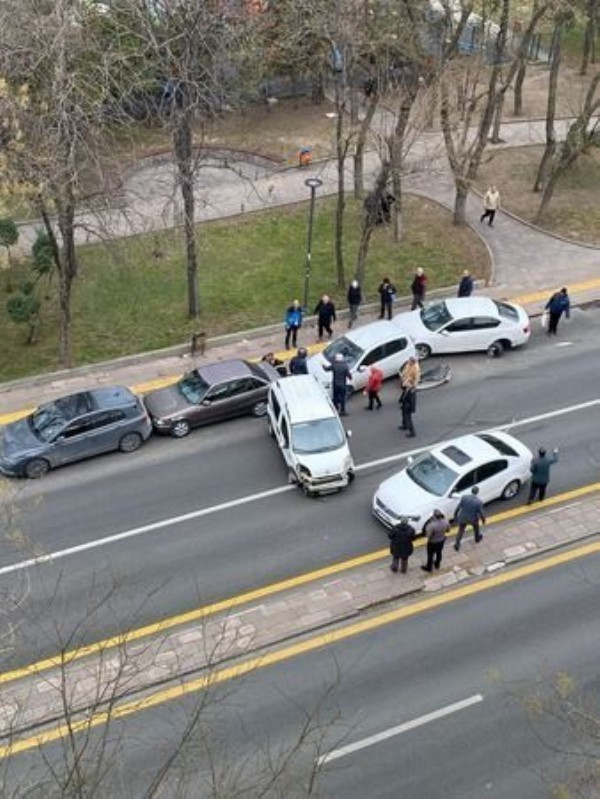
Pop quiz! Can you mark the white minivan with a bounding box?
[267,375,355,496]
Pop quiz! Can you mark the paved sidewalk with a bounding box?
[1,485,599,746]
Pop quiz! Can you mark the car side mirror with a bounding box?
[201,399,211,406]
[346,429,353,438]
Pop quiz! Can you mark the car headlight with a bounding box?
[298,464,312,478]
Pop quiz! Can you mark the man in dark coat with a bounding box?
[457,270,474,297]
[410,268,427,310]
[347,280,362,328]
[314,294,336,341]
[399,386,416,437]
[289,347,309,375]
[378,277,396,320]
[389,517,417,574]
[453,486,486,551]
[545,287,570,335]
[527,447,559,504]
[323,353,352,415]
[422,509,450,572]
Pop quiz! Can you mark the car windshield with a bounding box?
[291,419,345,454]
[493,300,519,321]
[407,453,458,497]
[322,337,363,369]
[178,371,210,404]
[420,302,452,331]
[29,403,68,442]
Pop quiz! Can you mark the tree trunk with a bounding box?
[513,61,527,116]
[490,92,506,143]
[355,225,373,286]
[173,113,199,319]
[453,179,469,225]
[353,91,378,199]
[533,17,563,192]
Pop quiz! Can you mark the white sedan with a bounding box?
[393,297,531,359]
[307,320,416,392]
[372,431,532,531]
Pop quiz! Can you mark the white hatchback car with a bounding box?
[393,297,531,359]
[307,320,416,392]
[372,431,532,531]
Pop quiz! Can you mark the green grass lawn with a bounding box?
[0,195,489,381]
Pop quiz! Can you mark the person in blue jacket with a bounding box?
[284,299,303,349]
[545,287,570,336]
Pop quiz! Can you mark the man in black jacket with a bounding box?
[324,353,352,415]
[389,517,417,574]
[527,447,559,503]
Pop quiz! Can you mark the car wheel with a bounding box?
[302,483,316,498]
[501,479,521,500]
[24,458,50,479]
[171,419,191,439]
[487,340,504,358]
[251,400,268,418]
[415,343,431,360]
[119,432,143,453]
[347,470,355,485]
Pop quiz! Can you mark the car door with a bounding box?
[469,316,502,350]
[436,317,476,353]
[51,411,122,466]
[354,344,387,389]
[447,468,478,517]
[473,459,509,502]
[235,376,269,414]
[379,336,411,378]
[198,379,243,424]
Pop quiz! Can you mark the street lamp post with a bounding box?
[303,177,323,312]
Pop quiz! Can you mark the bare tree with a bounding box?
[581,0,599,75]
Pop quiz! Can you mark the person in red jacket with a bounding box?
[364,364,384,410]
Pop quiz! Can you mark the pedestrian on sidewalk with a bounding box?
[378,277,396,320]
[480,185,500,227]
[324,352,352,416]
[347,279,363,328]
[454,486,486,551]
[289,347,309,375]
[364,364,384,410]
[284,299,303,350]
[544,287,570,336]
[410,267,427,310]
[457,269,474,297]
[527,447,559,504]
[422,509,450,572]
[314,294,336,341]
[389,517,417,574]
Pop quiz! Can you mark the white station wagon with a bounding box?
[307,320,416,391]
[372,431,532,531]
[393,297,531,359]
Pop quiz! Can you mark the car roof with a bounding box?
[271,375,337,423]
[196,359,253,384]
[45,387,137,418]
[344,320,407,346]
[443,297,499,316]
[430,432,520,471]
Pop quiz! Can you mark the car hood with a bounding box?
[297,446,352,476]
[0,418,43,458]
[374,468,437,521]
[307,353,331,385]
[143,386,190,419]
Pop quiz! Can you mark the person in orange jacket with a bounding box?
[364,364,384,410]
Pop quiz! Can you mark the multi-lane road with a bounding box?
[1,306,600,795]
[1,306,600,669]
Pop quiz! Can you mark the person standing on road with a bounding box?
[378,277,396,320]
[480,185,500,227]
[364,364,384,410]
[410,267,427,310]
[388,517,417,574]
[347,280,362,328]
[527,447,559,504]
[457,270,474,297]
[398,356,420,437]
[422,509,451,572]
[323,352,352,416]
[454,486,486,551]
[289,347,309,375]
[314,294,336,341]
[284,299,303,350]
[545,287,570,336]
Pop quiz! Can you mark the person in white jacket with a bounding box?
[480,185,500,227]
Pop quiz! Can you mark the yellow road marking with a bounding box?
[1,481,599,689]
[2,277,600,426]
[2,536,600,759]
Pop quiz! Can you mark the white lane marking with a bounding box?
[317,694,484,765]
[1,398,599,576]
[0,486,291,577]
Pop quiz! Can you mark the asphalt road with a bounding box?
[1,308,600,667]
[8,546,600,796]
